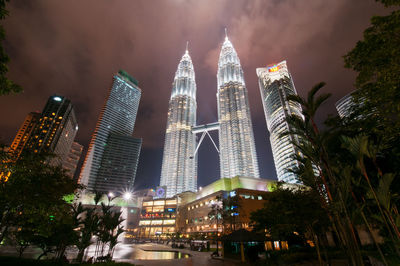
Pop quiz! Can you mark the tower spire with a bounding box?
[186,41,189,54]
[224,27,228,41]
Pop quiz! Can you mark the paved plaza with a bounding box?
[0,242,246,265]
[110,243,244,266]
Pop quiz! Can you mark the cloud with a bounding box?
[0,0,389,187]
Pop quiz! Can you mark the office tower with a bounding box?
[63,141,83,178]
[256,61,303,184]
[96,134,142,193]
[217,34,259,179]
[79,70,142,194]
[26,95,78,166]
[336,92,355,118]
[9,112,40,159]
[160,48,197,198]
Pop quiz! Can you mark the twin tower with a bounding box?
[160,34,259,198]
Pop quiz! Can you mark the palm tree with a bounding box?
[284,82,364,265]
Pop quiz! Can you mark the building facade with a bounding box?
[256,61,303,184]
[335,92,355,119]
[79,70,142,194]
[137,198,178,238]
[9,112,41,159]
[178,188,266,236]
[63,141,83,178]
[96,134,142,193]
[160,49,197,198]
[25,95,78,166]
[217,35,259,179]
[137,176,275,239]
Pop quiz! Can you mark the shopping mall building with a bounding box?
[134,176,276,239]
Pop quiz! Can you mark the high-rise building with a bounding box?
[79,70,142,194]
[335,92,355,119]
[217,34,259,179]
[63,141,83,178]
[256,61,303,184]
[26,95,78,166]
[160,48,197,198]
[9,112,40,159]
[96,134,142,193]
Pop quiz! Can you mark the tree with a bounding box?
[344,1,400,141]
[250,185,330,265]
[72,202,100,263]
[0,151,80,259]
[0,0,22,95]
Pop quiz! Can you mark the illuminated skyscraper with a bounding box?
[335,92,356,118]
[79,70,142,193]
[26,95,78,166]
[9,112,40,159]
[160,48,197,198]
[256,61,303,184]
[217,34,259,178]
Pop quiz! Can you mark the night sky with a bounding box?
[0,1,390,190]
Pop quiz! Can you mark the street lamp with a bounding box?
[123,192,132,201]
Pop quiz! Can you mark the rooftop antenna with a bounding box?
[186,41,189,53]
[225,27,228,41]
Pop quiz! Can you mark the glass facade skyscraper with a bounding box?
[160,49,197,198]
[79,70,142,194]
[256,61,303,184]
[25,95,78,166]
[217,35,259,179]
[335,92,355,118]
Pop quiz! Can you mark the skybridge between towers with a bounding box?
[190,122,220,158]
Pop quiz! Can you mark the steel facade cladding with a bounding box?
[256,61,303,184]
[79,71,142,193]
[217,36,259,179]
[96,134,142,193]
[160,50,197,198]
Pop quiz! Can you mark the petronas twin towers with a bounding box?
[160,34,259,198]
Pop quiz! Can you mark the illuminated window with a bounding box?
[151,220,163,225]
[139,220,151,226]
[163,219,175,225]
[153,200,165,206]
[143,201,153,206]
[165,199,176,205]
[152,206,164,212]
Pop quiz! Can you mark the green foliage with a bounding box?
[344,5,400,139]
[250,185,329,244]
[375,0,400,7]
[0,0,22,95]
[0,151,79,249]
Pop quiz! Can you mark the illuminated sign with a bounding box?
[268,65,279,72]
